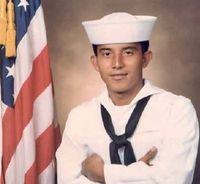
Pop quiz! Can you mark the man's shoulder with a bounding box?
[154,88,194,112]
[145,80,192,105]
[66,96,101,127]
[164,91,189,100]
[64,97,102,136]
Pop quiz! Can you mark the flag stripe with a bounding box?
[36,123,56,174]
[25,163,37,184]
[2,46,51,172]
[24,123,56,184]
[5,122,35,184]
[38,161,55,184]
[33,85,54,138]
[14,6,47,101]
[1,102,7,120]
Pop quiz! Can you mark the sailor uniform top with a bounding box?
[56,80,199,184]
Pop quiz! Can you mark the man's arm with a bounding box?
[81,147,158,183]
[56,110,101,184]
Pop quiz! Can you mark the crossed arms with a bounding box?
[81,147,157,183]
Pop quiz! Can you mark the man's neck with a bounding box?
[108,82,144,106]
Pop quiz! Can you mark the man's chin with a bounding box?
[111,88,128,94]
[107,84,130,94]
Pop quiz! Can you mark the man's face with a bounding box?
[91,43,152,96]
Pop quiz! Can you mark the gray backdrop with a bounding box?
[43,0,200,183]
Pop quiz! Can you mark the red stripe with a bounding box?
[0,174,5,184]
[24,163,37,184]
[36,123,55,174]
[2,46,52,173]
[24,124,58,183]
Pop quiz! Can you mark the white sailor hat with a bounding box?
[82,12,157,44]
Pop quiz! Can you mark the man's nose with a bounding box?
[112,54,124,69]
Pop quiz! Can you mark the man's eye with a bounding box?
[123,49,134,55]
[102,51,111,57]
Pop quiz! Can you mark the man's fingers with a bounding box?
[81,160,88,177]
[81,161,85,175]
[139,146,158,165]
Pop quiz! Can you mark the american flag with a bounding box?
[0,0,60,183]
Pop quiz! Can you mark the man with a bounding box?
[56,13,199,184]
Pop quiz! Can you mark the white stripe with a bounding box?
[5,85,54,183]
[14,5,47,101]
[38,161,55,184]
[33,84,54,138]
[1,101,8,118]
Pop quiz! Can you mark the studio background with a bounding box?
[43,0,200,183]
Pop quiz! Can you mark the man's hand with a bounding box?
[81,153,105,183]
[139,146,158,166]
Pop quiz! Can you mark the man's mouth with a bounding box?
[109,73,128,80]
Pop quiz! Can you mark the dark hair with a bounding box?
[92,41,149,56]
[140,41,149,54]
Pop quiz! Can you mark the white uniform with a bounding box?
[56,80,199,184]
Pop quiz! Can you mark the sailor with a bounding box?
[56,12,199,184]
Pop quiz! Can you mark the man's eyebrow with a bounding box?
[123,46,138,50]
[98,48,112,52]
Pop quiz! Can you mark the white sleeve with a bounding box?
[56,111,101,184]
[104,98,199,184]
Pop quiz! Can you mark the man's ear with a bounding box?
[90,55,99,72]
[142,50,152,68]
